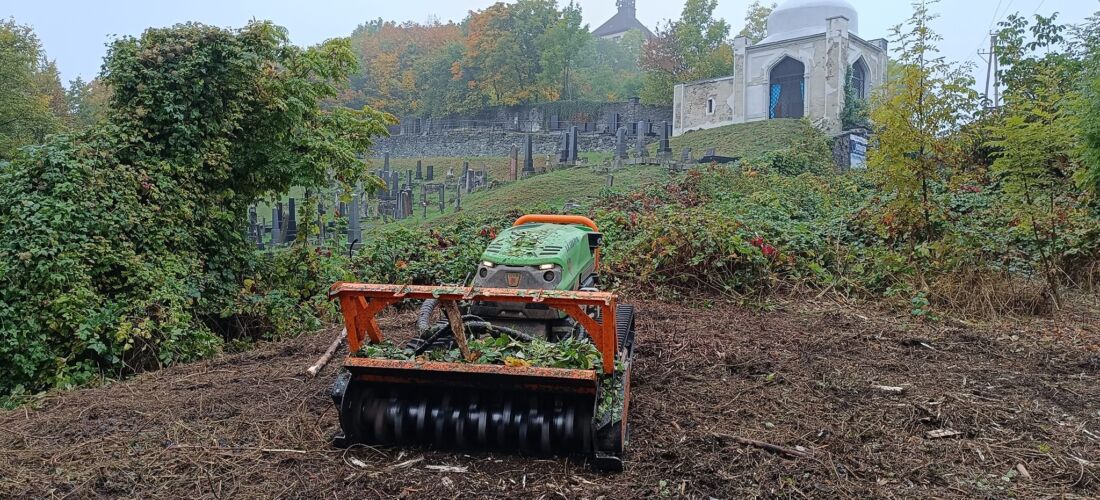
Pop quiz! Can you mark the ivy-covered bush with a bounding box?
[0,22,391,397]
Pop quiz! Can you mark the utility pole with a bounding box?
[979,32,1000,108]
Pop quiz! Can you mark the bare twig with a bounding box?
[714,433,808,458]
[306,328,346,377]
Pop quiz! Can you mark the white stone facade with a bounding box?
[672,0,887,136]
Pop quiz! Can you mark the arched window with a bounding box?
[851,59,868,100]
[769,57,805,119]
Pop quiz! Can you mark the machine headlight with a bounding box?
[482,261,495,268]
[538,263,555,270]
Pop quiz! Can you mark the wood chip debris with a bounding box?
[347,457,369,468]
[426,465,469,473]
[925,429,961,439]
[1015,463,1031,480]
[388,457,424,470]
[871,385,906,393]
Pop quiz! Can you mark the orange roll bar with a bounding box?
[512,214,601,272]
[513,214,598,232]
[330,283,619,374]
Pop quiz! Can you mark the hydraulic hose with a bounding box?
[416,298,440,336]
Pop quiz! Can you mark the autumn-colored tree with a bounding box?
[340,1,648,116]
[349,19,462,115]
[462,0,560,106]
[868,0,977,243]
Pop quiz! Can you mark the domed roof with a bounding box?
[758,0,859,45]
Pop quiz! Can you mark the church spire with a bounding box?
[616,0,636,16]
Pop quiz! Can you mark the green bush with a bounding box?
[0,22,390,397]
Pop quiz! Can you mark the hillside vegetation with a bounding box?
[671,119,827,158]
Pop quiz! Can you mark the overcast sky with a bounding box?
[6,0,1100,92]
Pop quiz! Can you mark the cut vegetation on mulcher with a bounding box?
[328,215,637,471]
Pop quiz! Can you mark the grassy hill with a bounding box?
[669,118,827,159]
[379,164,668,229]
[264,119,829,233]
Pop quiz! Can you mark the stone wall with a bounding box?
[373,129,659,158]
[392,101,672,135]
[673,76,737,136]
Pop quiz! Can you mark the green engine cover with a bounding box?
[480,222,596,290]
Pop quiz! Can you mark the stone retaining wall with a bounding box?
[373,129,658,158]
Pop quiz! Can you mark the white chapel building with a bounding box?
[672,0,888,136]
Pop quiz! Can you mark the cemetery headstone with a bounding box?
[636,121,648,157]
[523,134,534,173]
[569,126,579,163]
[272,204,283,246]
[616,126,628,160]
[510,145,518,180]
[416,160,423,180]
[427,164,434,181]
[558,131,569,163]
[286,198,298,242]
[348,187,361,249]
[660,121,672,153]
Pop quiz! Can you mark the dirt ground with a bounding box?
[2,299,1099,499]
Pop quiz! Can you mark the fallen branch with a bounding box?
[714,433,808,458]
[167,444,311,454]
[440,301,476,362]
[307,328,347,377]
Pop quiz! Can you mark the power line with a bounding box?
[1032,0,1047,16]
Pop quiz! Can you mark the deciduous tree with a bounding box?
[869,0,977,243]
[0,19,68,158]
[738,1,776,44]
[640,0,731,105]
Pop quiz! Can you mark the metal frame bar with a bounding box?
[330,283,619,374]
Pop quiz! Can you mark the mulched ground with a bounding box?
[2,299,1099,498]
